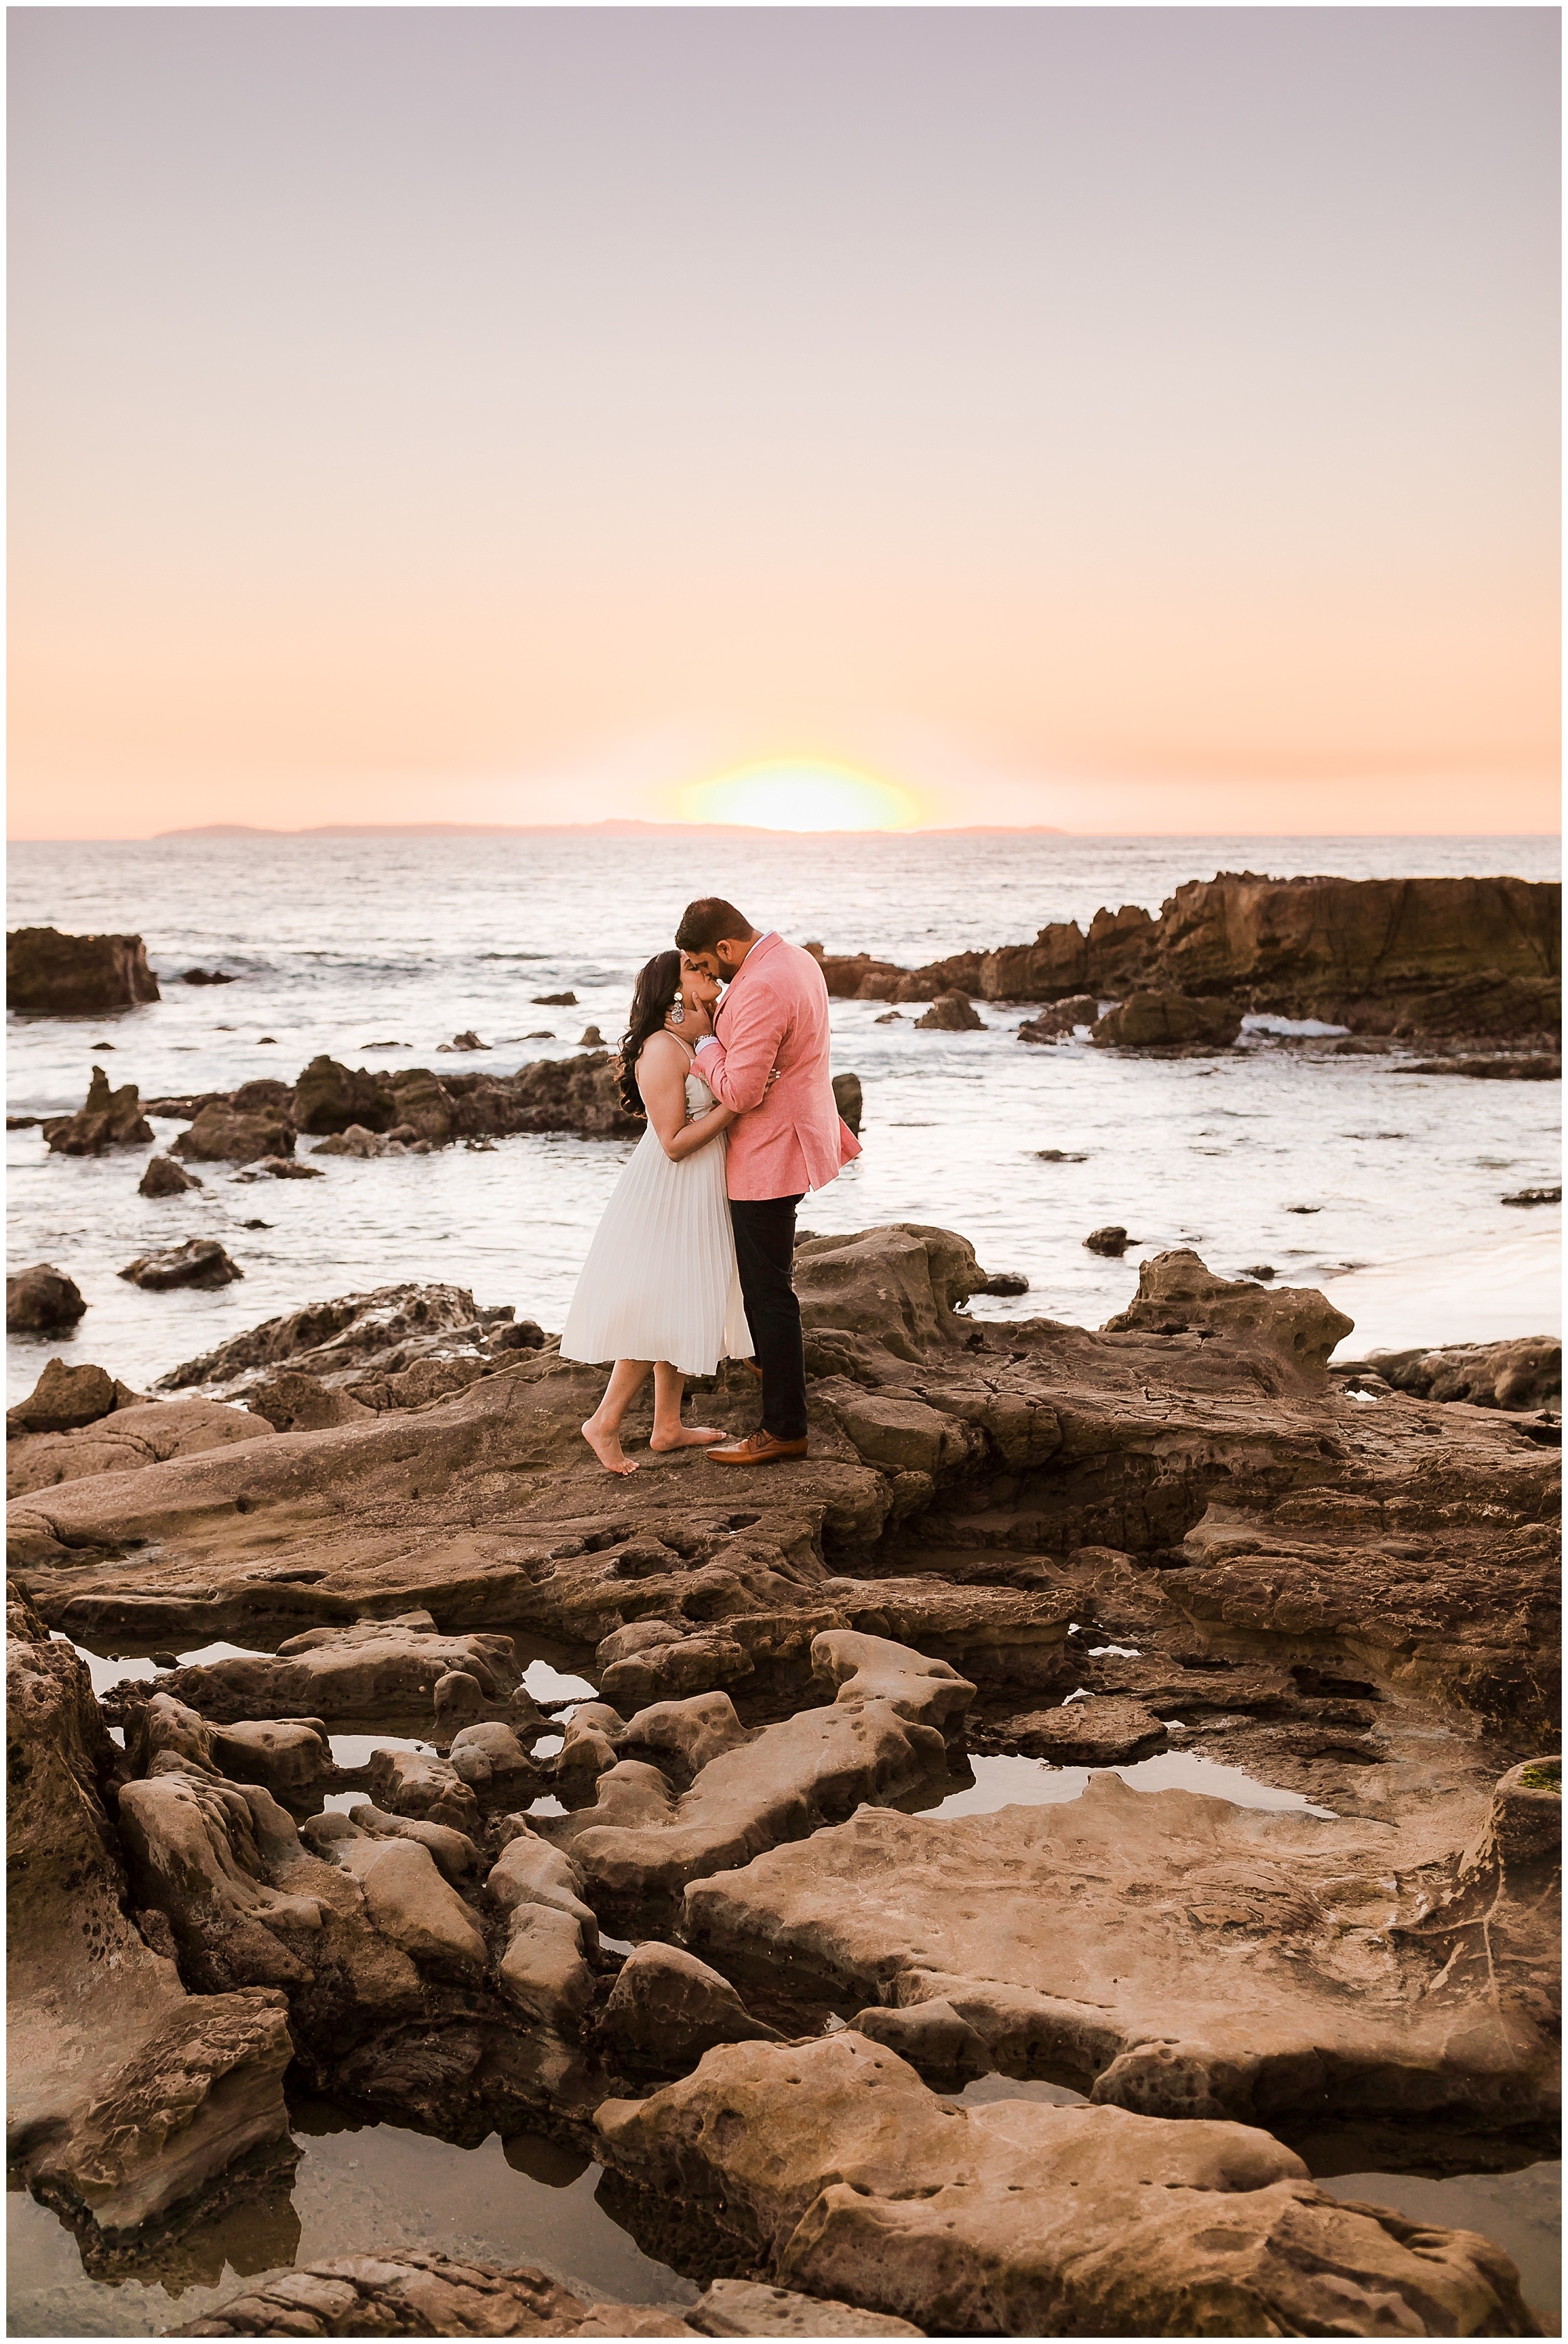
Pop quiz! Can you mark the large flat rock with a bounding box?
[685,1767,1559,2129]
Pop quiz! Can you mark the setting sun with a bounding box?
[679,758,923,832]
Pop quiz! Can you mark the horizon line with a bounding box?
[8,819,1563,846]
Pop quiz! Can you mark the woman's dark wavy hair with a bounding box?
[615,949,682,1118]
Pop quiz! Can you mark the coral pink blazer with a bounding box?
[696,932,861,1201]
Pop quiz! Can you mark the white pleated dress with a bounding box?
[559,1058,754,1376]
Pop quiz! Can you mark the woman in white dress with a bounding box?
[561,949,754,1474]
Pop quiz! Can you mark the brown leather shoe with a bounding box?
[707,1429,809,1465]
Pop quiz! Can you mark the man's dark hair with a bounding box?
[675,898,755,955]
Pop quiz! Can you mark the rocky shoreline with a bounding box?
[807,871,1561,1043]
[6,1226,1559,2335]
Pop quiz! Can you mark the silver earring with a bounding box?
[669,996,686,1025]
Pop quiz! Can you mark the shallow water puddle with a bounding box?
[1318,2163,1560,2333]
[6,2097,693,2339]
[53,1637,273,1700]
[905,1749,1338,1821]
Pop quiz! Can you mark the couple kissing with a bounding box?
[560,897,861,1474]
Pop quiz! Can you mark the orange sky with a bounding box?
[8,9,1560,839]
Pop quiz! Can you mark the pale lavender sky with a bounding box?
[9,6,1560,835]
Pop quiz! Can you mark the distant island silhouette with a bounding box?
[152,819,1069,841]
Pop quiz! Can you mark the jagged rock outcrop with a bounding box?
[595,2034,1537,2334]
[827,874,1560,1039]
[155,1281,497,1394]
[43,1066,155,1153]
[1017,994,1098,1042]
[7,925,161,1014]
[6,1262,87,1334]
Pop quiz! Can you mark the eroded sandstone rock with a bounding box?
[1103,1247,1353,1377]
[170,2253,699,2337]
[685,1768,1559,2129]
[7,1589,292,2242]
[140,1151,203,1197]
[596,2032,1534,2335]
[159,1618,524,1725]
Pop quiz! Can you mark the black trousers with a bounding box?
[729,1194,808,1441]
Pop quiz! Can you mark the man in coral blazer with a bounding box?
[675,897,861,1462]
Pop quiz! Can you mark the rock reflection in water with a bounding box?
[898,1749,1338,1821]
[6,2094,694,2339]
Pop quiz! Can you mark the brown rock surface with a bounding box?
[1349,1337,1561,1414]
[596,2033,1536,2334]
[170,2252,699,2336]
[119,1236,245,1291]
[7,1587,292,2241]
[174,1101,297,1163]
[8,1396,271,1498]
[687,1761,1559,2129]
[848,873,1561,1040]
[1103,1247,1353,1378]
[913,990,984,1032]
[7,924,161,1014]
[7,1261,88,1334]
[1017,993,1098,1041]
[140,1150,203,1197]
[3,1219,1559,2314]
[7,1357,124,1435]
[1091,992,1242,1049]
[45,1065,156,1152]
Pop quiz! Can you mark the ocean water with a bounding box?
[6,832,1559,1404]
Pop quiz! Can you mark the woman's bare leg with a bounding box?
[649,1360,726,1451]
[582,1359,651,1473]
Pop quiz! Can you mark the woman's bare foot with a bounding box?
[581,1418,638,1474]
[649,1425,727,1452]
